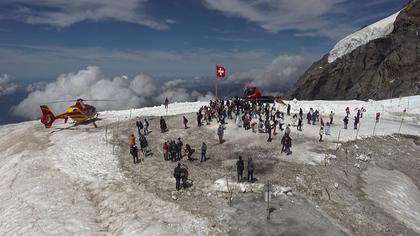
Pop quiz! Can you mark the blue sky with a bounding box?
[0,0,408,79]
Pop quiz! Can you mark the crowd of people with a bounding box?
[127,97,377,190]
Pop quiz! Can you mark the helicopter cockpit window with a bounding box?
[244,88,255,96]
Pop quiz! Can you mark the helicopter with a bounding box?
[40,98,110,128]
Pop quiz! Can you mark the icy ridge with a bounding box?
[328,11,400,63]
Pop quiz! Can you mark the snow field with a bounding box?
[328,11,401,63]
[0,95,419,235]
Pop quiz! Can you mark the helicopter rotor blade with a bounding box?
[82,99,116,102]
[47,99,116,104]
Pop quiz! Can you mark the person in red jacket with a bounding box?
[163,142,169,160]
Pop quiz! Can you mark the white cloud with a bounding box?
[231,55,312,92]
[0,74,18,96]
[204,0,342,31]
[203,0,368,38]
[12,66,214,119]
[0,45,273,78]
[0,0,169,29]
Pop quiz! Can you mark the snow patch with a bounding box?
[362,167,420,233]
[213,178,264,193]
[328,11,400,63]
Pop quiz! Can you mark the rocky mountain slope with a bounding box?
[289,0,420,100]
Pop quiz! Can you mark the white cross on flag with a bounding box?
[216,65,226,79]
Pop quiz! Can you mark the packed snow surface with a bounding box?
[328,11,400,63]
[0,96,419,235]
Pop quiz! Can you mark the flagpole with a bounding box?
[215,64,218,100]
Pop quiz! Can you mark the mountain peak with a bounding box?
[288,1,420,100]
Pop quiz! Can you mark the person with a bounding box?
[272,119,278,135]
[299,108,303,119]
[292,114,298,126]
[266,119,272,142]
[185,144,195,161]
[345,107,350,117]
[174,163,182,190]
[176,138,183,160]
[312,112,317,125]
[306,111,312,124]
[360,107,365,118]
[128,134,136,147]
[354,116,359,130]
[376,112,380,123]
[164,97,169,109]
[343,116,349,129]
[136,119,143,136]
[251,122,257,133]
[297,117,303,131]
[284,135,292,155]
[281,134,286,153]
[319,127,324,142]
[329,111,334,124]
[236,156,244,182]
[160,116,167,133]
[139,135,149,157]
[201,142,207,162]
[235,114,241,128]
[197,112,202,127]
[285,124,291,136]
[325,122,331,135]
[287,104,291,116]
[217,124,224,144]
[170,140,177,161]
[183,116,189,129]
[180,164,189,189]
[130,144,139,164]
[279,115,285,131]
[163,141,169,161]
[143,119,150,135]
[247,157,255,182]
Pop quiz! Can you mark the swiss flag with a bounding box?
[216,65,226,78]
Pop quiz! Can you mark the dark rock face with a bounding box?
[288,0,420,100]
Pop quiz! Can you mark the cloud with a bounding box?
[0,45,274,78]
[0,0,169,29]
[231,55,312,93]
[203,0,345,35]
[202,0,402,39]
[12,66,214,119]
[0,74,18,96]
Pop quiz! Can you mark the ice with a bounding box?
[328,11,401,63]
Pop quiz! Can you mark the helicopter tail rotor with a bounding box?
[40,105,56,128]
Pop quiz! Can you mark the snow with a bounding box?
[362,167,420,233]
[328,11,400,63]
[0,96,419,234]
[0,102,215,235]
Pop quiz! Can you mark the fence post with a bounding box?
[398,117,404,134]
[105,126,108,144]
[372,120,377,136]
[355,121,361,140]
[381,105,385,120]
[267,181,270,220]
